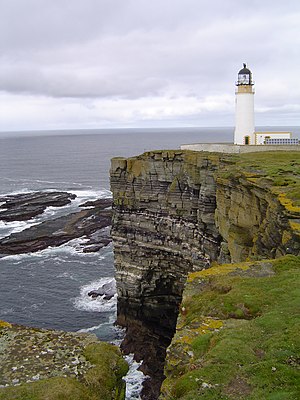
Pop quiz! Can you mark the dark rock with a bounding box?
[110,150,300,399]
[0,191,76,222]
[88,290,102,298]
[88,280,116,300]
[110,151,223,399]
[83,245,103,253]
[0,197,112,256]
[79,198,112,208]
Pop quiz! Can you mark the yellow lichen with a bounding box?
[175,317,223,344]
[0,320,12,329]
[278,193,300,213]
[282,230,293,244]
[289,220,300,233]
[127,159,144,177]
[188,262,251,282]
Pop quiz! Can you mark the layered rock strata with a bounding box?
[110,150,300,399]
[111,151,225,399]
[111,151,223,305]
[216,174,299,262]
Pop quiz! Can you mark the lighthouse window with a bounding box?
[244,136,250,145]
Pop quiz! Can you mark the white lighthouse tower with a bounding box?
[234,63,255,145]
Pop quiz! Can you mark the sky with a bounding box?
[0,0,300,132]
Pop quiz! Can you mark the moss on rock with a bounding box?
[160,255,300,399]
[0,323,128,400]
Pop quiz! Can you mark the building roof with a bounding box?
[238,63,252,75]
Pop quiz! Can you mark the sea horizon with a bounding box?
[1,125,300,139]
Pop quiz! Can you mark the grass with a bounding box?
[161,255,300,399]
[223,152,300,208]
[0,342,128,400]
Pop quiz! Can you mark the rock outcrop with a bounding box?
[110,150,300,399]
[215,173,299,262]
[0,320,128,399]
[111,151,223,306]
[0,196,112,255]
[0,191,76,222]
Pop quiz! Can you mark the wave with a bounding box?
[0,219,43,239]
[0,187,111,201]
[72,277,117,313]
[56,271,76,280]
[0,187,112,240]
[1,307,15,315]
[124,354,148,400]
[0,239,112,262]
[77,315,120,334]
[0,177,93,189]
[0,186,37,196]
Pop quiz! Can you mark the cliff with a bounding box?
[110,150,300,399]
[0,321,128,400]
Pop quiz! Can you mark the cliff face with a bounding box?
[111,151,223,311]
[110,150,299,399]
[111,151,299,306]
[111,151,224,398]
[215,173,299,262]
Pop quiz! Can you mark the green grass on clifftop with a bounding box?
[160,255,300,400]
[0,341,128,400]
[224,152,300,207]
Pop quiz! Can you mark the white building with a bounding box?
[234,64,255,145]
[234,64,293,146]
[255,131,292,145]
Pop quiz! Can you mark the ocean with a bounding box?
[0,126,298,341]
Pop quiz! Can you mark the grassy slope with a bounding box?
[221,152,300,235]
[117,150,300,399]
[0,341,128,400]
[161,255,300,399]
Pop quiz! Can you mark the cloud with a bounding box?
[0,0,300,130]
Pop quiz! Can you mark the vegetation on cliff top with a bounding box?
[0,324,128,400]
[160,255,300,399]
[223,152,300,206]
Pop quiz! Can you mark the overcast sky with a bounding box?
[0,0,300,132]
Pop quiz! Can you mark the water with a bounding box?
[0,126,297,340]
[0,128,231,338]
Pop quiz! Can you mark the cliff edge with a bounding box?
[110,150,299,399]
[160,255,300,399]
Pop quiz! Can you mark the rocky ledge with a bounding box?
[0,191,76,222]
[0,193,112,256]
[0,320,128,399]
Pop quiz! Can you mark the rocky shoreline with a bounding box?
[0,191,76,222]
[0,191,129,399]
[0,191,112,256]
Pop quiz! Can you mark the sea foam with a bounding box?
[124,354,148,400]
[73,277,117,313]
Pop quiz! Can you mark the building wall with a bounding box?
[255,132,291,145]
[234,86,255,145]
[180,143,300,154]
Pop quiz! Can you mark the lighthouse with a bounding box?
[234,63,255,145]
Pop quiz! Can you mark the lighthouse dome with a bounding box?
[238,65,251,75]
[237,63,253,85]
